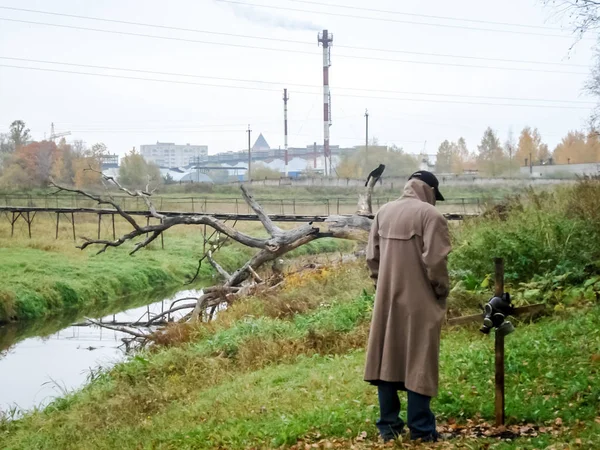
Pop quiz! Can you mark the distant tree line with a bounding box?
[3,119,600,190]
[0,120,161,190]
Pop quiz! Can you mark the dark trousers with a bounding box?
[376,381,438,442]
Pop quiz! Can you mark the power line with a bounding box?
[0,18,588,75]
[0,5,588,68]
[0,63,593,109]
[284,0,563,31]
[215,0,584,39]
[1,57,593,104]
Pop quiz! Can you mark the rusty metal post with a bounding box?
[56,212,60,239]
[97,214,102,239]
[494,257,505,427]
[71,213,76,241]
[10,212,15,237]
[112,214,116,239]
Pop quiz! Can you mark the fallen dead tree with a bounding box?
[51,169,380,331]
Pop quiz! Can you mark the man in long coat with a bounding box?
[364,171,451,442]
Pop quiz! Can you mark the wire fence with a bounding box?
[1,194,498,215]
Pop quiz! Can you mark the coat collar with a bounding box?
[401,179,436,206]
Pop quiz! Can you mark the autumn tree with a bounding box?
[336,153,363,179]
[337,144,418,179]
[51,138,76,184]
[452,138,470,173]
[90,142,107,157]
[72,157,102,188]
[14,141,58,186]
[477,127,506,176]
[9,120,30,149]
[435,140,454,173]
[119,149,161,189]
[0,133,13,168]
[251,163,281,180]
[70,142,107,188]
[514,127,548,166]
[552,130,600,164]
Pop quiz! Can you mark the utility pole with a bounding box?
[247,125,252,181]
[283,89,289,176]
[529,152,532,175]
[365,109,369,168]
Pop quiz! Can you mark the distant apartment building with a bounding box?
[140,142,208,168]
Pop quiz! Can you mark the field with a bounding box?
[3,180,600,448]
[1,262,599,449]
[0,182,534,216]
[0,209,352,323]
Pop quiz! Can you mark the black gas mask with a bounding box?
[480,292,515,336]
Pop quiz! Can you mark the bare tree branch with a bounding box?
[207,250,231,280]
[248,265,263,283]
[144,303,198,326]
[57,176,384,327]
[49,180,142,232]
[86,318,150,339]
[240,184,283,236]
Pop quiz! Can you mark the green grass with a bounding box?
[450,182,600,289]
[0,235,234,323]
[2,261,599,449]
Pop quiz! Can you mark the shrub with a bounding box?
[450,182,600,285]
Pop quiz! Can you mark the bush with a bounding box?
[450,182,600,285]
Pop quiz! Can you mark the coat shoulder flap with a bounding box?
[377,199,427,240]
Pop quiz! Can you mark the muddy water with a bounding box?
[0,288,202,417]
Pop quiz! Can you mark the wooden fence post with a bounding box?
[494,257,506,427]
[160,219,165,249]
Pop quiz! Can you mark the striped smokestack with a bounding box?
[318,29,333,176]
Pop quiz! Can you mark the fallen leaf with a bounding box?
[555,417,563,426]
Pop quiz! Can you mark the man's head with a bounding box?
[408,171,445,201]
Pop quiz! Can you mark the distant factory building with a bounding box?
[140,142,208,168]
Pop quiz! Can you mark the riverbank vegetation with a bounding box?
[4,181,600,448]
[0,216,352,323]
[1,260,599,449]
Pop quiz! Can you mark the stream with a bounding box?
[0,287,202,417]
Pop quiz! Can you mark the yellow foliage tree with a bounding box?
[72,157,101,188]
[553,131,590,164]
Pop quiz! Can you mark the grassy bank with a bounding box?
[2,262,599,449]
[0,213,353,323]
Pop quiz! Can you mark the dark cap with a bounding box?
[408,170,445,201]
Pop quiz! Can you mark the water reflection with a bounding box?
[0,289,201,416]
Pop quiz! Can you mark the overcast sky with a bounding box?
[0,0,596,157]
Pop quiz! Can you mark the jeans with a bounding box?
[376,381,438,442]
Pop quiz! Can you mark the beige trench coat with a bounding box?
[364,179,451,398]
